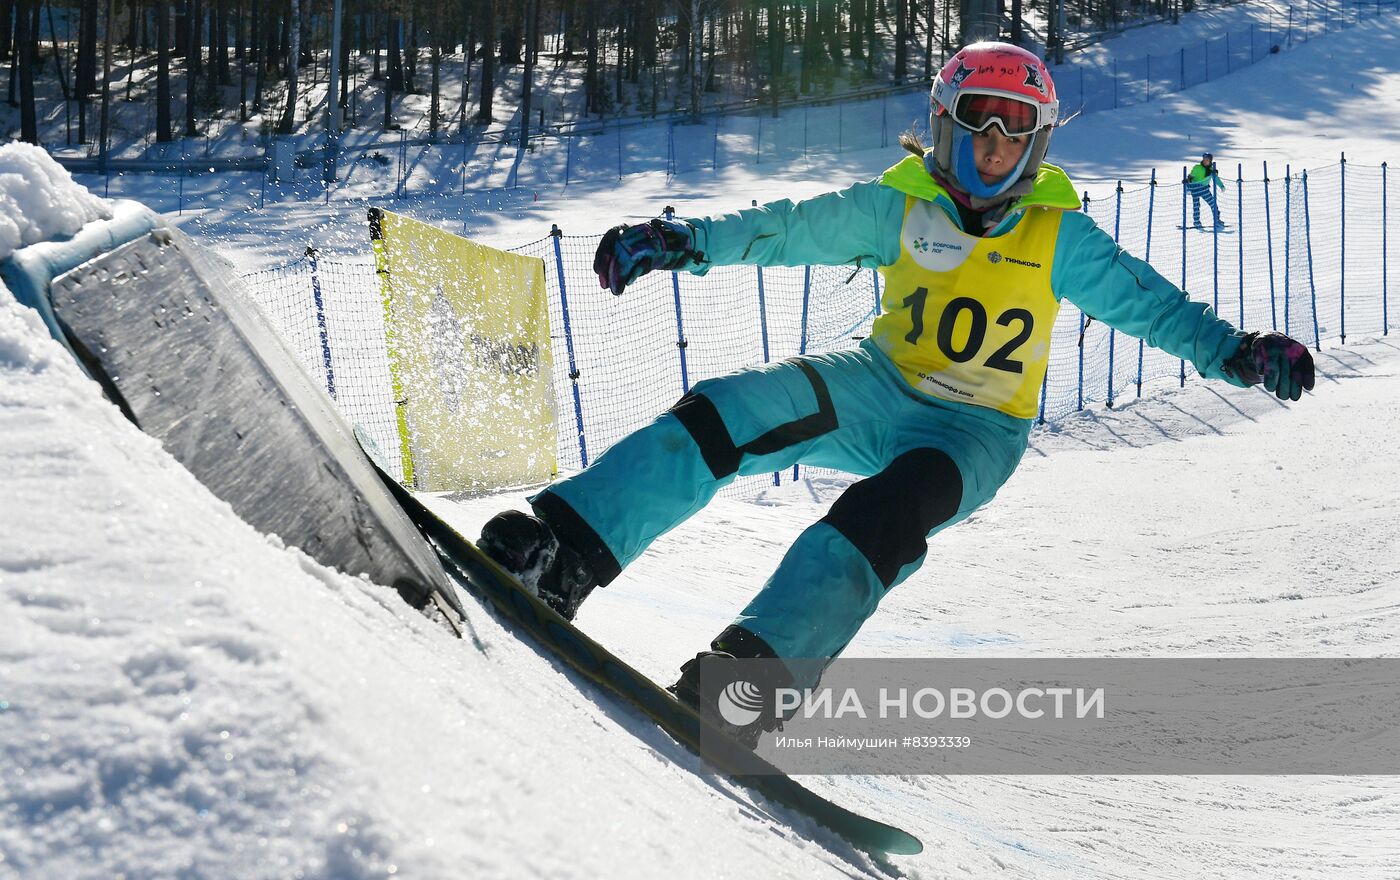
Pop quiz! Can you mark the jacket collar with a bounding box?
[879,154,1081,234]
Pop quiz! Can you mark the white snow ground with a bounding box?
[4,7,1400,879]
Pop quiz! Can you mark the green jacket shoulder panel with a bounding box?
[878,154,1080,212]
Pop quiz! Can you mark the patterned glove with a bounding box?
[594,219,704,296]
[1222,331,1316,401]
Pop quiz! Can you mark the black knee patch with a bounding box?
[532,491,623,587]
[821,449,964,588]
[668,360,837,480]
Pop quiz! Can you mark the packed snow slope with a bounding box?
[4,8,1400,879]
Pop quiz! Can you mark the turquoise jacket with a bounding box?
[681,156,1249,389]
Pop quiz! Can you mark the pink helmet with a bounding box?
[927,42,1060,204]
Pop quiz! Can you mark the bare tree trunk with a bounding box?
[894,0,906,82]
[16,0,38,142]
[688,0,701,118]
[277,0,298,132]
[0,0,15,63]
[157,0,173,138]
[475,0,493,121]
[518,0,535,151]
[99,0,113,161]
[185,0,198,135]
[429,39,440,134]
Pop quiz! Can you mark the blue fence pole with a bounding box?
[551,225,589,469]
[1263,161,1278,330]
[752,204,778,484]
[1285,165,1293,337]
[179,143,187,215]
[1140,168,1157,397]
[1180,167,1188,387]
[794,265,813,481]
[1108,181,1122,407]
[397,130,407,198]
[1237,163,1245,325]
[565,135,573,185]
[1212,180,1221,314]
[756,201,772,363]
[306,247,337,400]
[1077,191,1089,410]
[1385,161,1390,335]
[664,207,692,394]
[1179,47,1186,90]
[1302,170,1322,350]
[617,119,624,180]
[713,115,720,171]
[1340,152,1347,343]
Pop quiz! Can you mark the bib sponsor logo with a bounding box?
[988,250,1042,269]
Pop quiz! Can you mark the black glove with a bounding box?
[593,219,704,296]
[1222,331,1316,401]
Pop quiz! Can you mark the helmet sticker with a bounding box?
[1023,63,1048,96]
[950,62,975,88]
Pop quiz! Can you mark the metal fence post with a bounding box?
[1140,169,1158,397]
[307,247,338,399]
[1340,152,1347,343]
[1180,167,1188,387]
[179,141,187,215]
[1302,170,1322,350]
[1212,173,1221,314]
[551,224,590,468]
[793,264,813,481]
[1237,163,1245,325]
[1385,161,1391,335]
[1108,180,1122,407]
[712,115,720,171]
[1285,165,1293,337]
[1078,191,1090,411]
[664,206,692,394]
[1263,161,1279,330]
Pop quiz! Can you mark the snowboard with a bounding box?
[363,447,923,858]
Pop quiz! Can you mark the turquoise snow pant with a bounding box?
[530,341,1030,674]
[1188,181,1220,226]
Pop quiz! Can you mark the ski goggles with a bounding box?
[934,85,1059,137]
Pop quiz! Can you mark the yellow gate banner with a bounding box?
[369,208,557,493]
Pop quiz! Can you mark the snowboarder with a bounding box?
[479,42,1315,746]
[1188,151,1226,229]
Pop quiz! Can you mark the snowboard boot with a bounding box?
[670,625,795,750]
[478,510,599,620]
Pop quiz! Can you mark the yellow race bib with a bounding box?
[872,197,1063,419]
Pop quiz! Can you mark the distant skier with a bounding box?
[1188,152,1226,229]
[479,43,1315,746]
